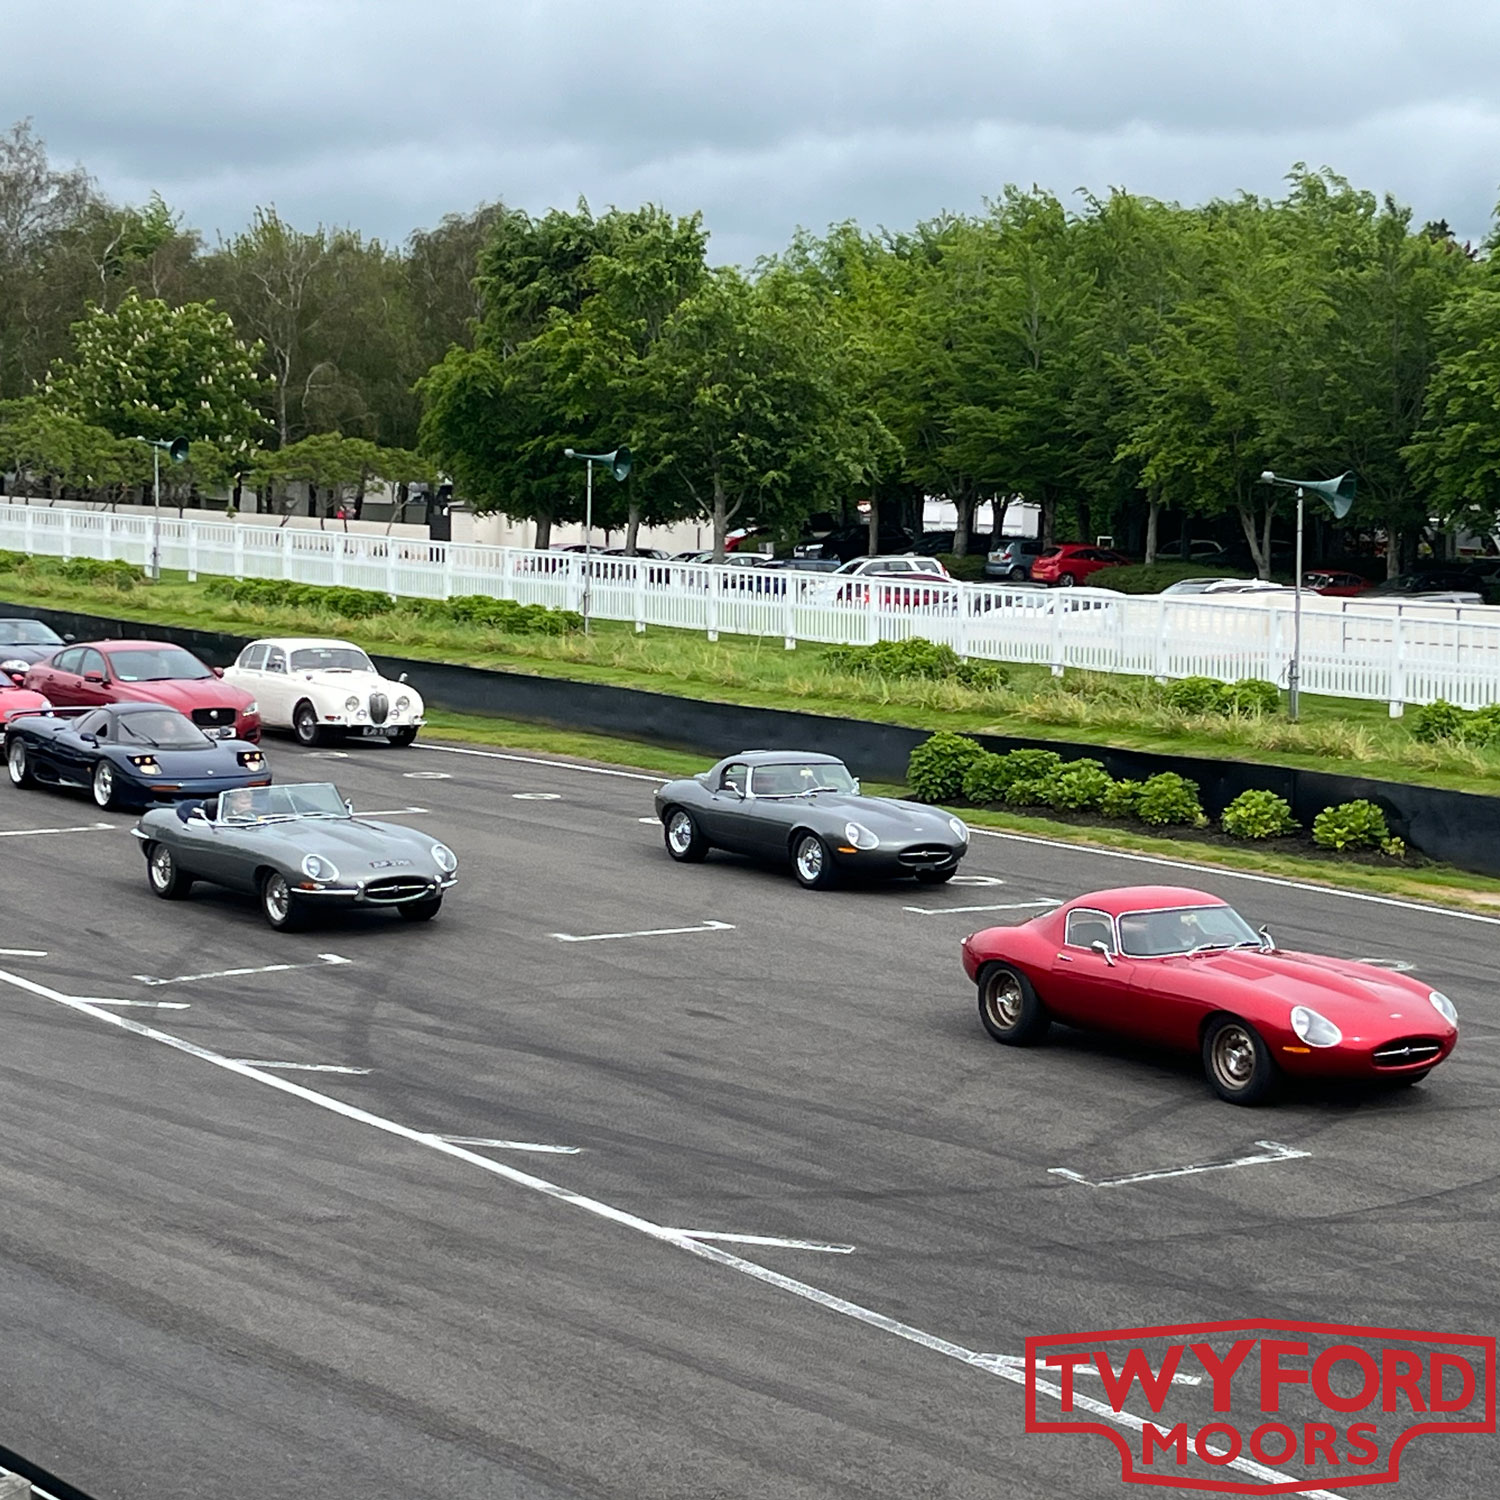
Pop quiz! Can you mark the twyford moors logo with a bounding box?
[1025,1319,1495,1494]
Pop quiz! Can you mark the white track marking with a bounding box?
[0,962,1343,1500]
[638,816,659,824]
[0,821,116,838]
[440,1136,581,1155]
[979,1355,1201,1388]
[356,805,429,817]
[553,919,736,943]
[75,998,191,1010]
[306,751,349,759]
[403,771,451,780]
[902,900,1061,916]
[229,1061,371,1074]
[0,948,47,956]
[967,825,1500,926]
[1356,956,1415,971]
[673,1230,856,1254]
[133,953,352,987]
[417,742,665,782]
[948,875,1006,887]
[512,792,562,800]
[1049,1139,1311,1189]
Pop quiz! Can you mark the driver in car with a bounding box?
[220,787,256,821]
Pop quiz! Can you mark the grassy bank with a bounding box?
[3,561,1498,797]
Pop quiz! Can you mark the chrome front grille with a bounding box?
[192,706,235,727]
[1372,1037,1443,1068]
[898,844,956,868]
[363,875,433,903]
[368,691,389,725]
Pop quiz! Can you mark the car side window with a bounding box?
[265,647,287,673]
[53,648,82,674]
[239,645,267,670]
[81,649,109,679]
[718,762,748,795]
[1065,908,1116,952]
[77,710,108,737]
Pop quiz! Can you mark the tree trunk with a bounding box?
[712,472,729,560]
[1385,528,1399,580]
[1144,496,1161,567]
[1038,490,1057,548]
[534,511,553,550]
[952,491,976,557]
[625,499,641,554]
[866,492,879,557]
[989,495,1006,548]
[1236,503,1269,578]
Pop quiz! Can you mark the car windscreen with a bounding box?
[749,762,858,797]
[107,647,213,681]
[217,782,349,824]
[289,647,376,673]
[1117,904,1261,958]
[116,710,208,747]
[0,620,62,645]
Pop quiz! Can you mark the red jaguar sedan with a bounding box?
[24,640,260,741]
[1030,544,1133,587]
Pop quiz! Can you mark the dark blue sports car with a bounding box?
[5,702,271,811]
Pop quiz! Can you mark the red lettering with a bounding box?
[1044,1351,1094,1412]
[1259,1339,1310,1413]
[1249,1422,1297,1465]
[1345,1422,1380,1465]
[1142,1423,1188,1465]
[1304,1422,1340,1465]
[1311,1345,1380,1413]
[1190,1338,1256,1412]
[1381,1348,1427,1413]
[1093,1345,1185,1414]
[1431,1353,1478,1413]
[1194,1422,1242,1465]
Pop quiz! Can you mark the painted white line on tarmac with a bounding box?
[356,805,429,817]
[307,751,349,759]
[441,1136,582,1155]
[0,961,1343,1500]
[134,953,352,987]
[403,771,451,780]
[416,743,665,782]
[948,875,1005,888]
[638,816,659,824]
[0,821,116,838]
[903,900,1060,916]
[229,1061,371,1074]
[0,948,47,956]
[553,919,735,943]
[967,826,1500,927]
[673,1230,856,1254]
[74,997,191,1010]
[513,792,562,800]
[1049,1139,1311,1189]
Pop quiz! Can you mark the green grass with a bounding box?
[4,563,1500,797]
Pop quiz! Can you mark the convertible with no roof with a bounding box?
[132,781,458,929]
[654,750,969,888]
[961,886,1459,1103]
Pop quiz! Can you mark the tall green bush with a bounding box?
[907,731,986,802]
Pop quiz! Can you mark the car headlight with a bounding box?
[36,696,51,709]
[395,695,410,713]
[844,822,880,850]
[244,700,258,715]
[127,755,162,774]
[345,695,361,713]
[1429,990,1459,1025]
[301,853,339,882]
[948,816,969,842]
[432,842,458,873]
[0,658,28,675]
[1290,1005,1343,1048]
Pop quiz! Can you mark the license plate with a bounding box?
[216,726,235,738]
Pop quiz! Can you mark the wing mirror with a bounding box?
[211,666,224,678]
[188,805,210,823]
[83,671,105,684]
[1258,924,1275,951]
[80,732,97,745]
[851,778,861,794]
[62,633,76,643]
[344,798,354,814]
[1090,940,1117,968]
[398,672,409,684]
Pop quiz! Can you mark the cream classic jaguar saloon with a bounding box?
[223,637,425,747]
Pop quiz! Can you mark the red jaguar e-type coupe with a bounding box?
[960,886,1458,1104]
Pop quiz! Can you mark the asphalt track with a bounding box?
[0,734,1497,1499]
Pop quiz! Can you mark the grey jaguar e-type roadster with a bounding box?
[132,781,458,929]
[654,750,969,888]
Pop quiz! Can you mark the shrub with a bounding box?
[954,658,1009,690]
[435,595,581,634]
[0,549,27,572]
[1221,789,1298,840]
[1411,699,1469,743]
[1468,704,1500,745]
[1223,678,1281,716]
[823,637,1008,688]
[1047,758,1114,812]
[1101,778,1144,820]
[1005,776,1060,807]
[1381,836,1407,860]
[959,751,1013,805]
[907,731,987,802]
[318,585,396,618]
[1163,675,1228,715]
[958,747,1064,806]
[1135,772,1205,827]
[1312,799,1390,851]
[30,555,144,589]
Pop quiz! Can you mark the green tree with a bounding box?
[0,395,145,498]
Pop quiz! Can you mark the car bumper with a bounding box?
[295,873,457,905]
[827,842,967,878]
[1273,1032,1458,1079]
[128,773,272,804]
[319,713,426,733]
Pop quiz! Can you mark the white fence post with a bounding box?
[1048,594,1064,677]
[61,508,73,559]
[232,524,245,580]
[332,535,346,588]
[23,505,33,555]
[442,543,455,600]
[1153,595,1170,681]
[782,576,797,650]
[706,565,721,642]
[1389,611,1407,717]
[186,524,198,582]
[281,526,294,579]
[385,540,397,598]
[634,559,647,633]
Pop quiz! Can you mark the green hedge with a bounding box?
[823,636,1007,689]
[1410,698,1500,746]
[1162,675,1281,717]
[0,553,145,590]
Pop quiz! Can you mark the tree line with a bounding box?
[3,118,1500,571]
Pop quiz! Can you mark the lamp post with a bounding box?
[1256,469,1356,721]
[562,445,633,633]
[136,436,190,580]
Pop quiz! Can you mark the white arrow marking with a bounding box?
[229,1061,371,1074]
[1049,1140,1311,1189]
[553,919,735,943]
[903,900,1061,916]
[672,1230,855,1254]
[440,1136,581,1155]
[0,948,47,957]
[134,953,352,987]
[0,821,116,838]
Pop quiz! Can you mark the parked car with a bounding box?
[1362,569,1485,604]
[0,617,71,667]
[223,637,424,747]
[23,640,260,742]
[759,557,843,574]
[832,555,950,580]
[1303,570,1372,596]
[1031,544,1133,588]
[912,530,989,557]
[0,679,53,726]
[837,570,963,611]
[809,524,916,563]
[984,538,1048,580]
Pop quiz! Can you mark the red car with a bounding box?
[836,570,962,610]
[0,680,52,727]
[1030,544,1132,587]
[960,886,1458,1104]
[1303,569,1371,597]
[24,640,260,742]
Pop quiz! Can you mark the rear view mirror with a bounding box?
[1258,924,1275,951]
[211,666,224,678]
[851,778,861,794]
[63,633,76,643]
[398,672,409,684]
[84,671,105,684]
[1090,940,1117,968]
[188,806,210,823]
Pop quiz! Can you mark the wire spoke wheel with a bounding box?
[667,811,695,855]
[795,835,824,884]
[149,846,174,891]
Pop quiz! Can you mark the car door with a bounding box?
[698,761,755,849]
[36,646,85,704]
[740,765,803,856]
[76,648,115,707]
[258,646,293,724]
[1047,908,1138,1033]
[50,707,109,784]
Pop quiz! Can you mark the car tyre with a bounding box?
[914,867,957,885]
[387,726,419,747]
[293,701,326,748]
[92,760,118,809]
[397,895,443,922]
[1202,1016,1278,1105]
[260,870,307,931]
[791,831,838,890]
[976,962,1050,1045]
[145,842,193,900]
[1057,572,1077,588]
[7,737,33,787]
[663,807,709,863]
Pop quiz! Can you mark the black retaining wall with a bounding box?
[7,598,1500,877]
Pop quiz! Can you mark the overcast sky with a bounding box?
[7,1,1499,263]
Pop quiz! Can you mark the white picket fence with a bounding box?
[3,499,1499,713]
